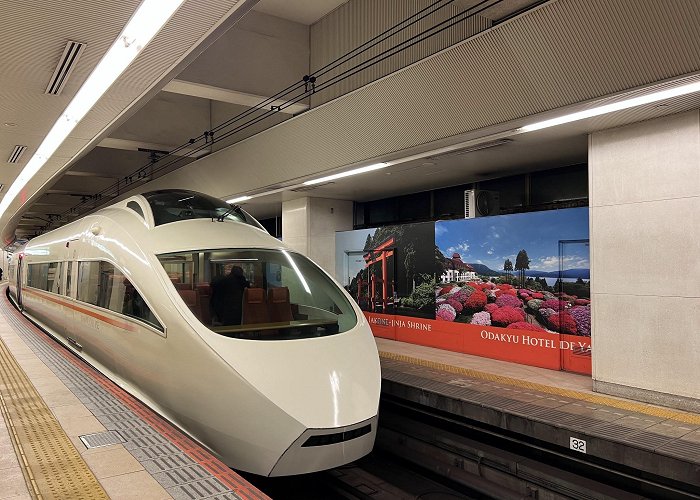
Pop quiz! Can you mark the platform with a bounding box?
[0,289,267,500]
[376,338,700,491]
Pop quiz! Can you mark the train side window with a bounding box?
[77,260,162,330]
[77,262,100,305]
[65,262,72,296]
[127,201,145,219]
[27,263,49,289]
[47,262,61,294]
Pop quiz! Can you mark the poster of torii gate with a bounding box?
[363,236,395,312]
[335,222,436,318]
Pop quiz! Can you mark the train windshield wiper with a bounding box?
[216,204,243,222]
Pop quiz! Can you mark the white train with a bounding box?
[7,189,381,476]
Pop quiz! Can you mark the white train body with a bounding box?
[7,190,381,476]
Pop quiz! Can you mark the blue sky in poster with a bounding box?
[435,208,589,272]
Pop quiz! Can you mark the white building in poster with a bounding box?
[441,253,477,283]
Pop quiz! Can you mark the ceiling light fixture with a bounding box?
[519,81,700,132]
[226,195,251,204]
[303,162,389,185]
[0,0,184,219]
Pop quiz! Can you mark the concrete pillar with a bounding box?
[589,109,700,411]
[281,197,353,275]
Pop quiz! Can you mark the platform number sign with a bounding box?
[570,436,587,454]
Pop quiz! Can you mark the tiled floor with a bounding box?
[0,316,170,499]
[0,406,30,500]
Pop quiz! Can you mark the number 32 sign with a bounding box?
[570,437,587,453]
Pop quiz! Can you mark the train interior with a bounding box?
[158,249,357,340]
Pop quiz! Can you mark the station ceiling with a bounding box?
[2,0,700,241]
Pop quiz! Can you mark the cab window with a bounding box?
[158,249,357,340]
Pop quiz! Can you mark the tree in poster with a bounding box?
[434,245,446,279]
[503,258,513,278]
[404,246,416,290]
[514,249,530,288]
[363,234,374,252]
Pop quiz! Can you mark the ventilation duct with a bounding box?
[45,41,86,95]
[7,145,27,164]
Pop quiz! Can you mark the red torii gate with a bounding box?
[364,237,394,311]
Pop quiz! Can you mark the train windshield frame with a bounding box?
[157,248,358,340]
[143,190,264,230]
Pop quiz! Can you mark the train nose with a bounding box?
[269,415,378,476]
[208,326,381,428]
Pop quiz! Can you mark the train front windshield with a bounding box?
[158,249,358,340]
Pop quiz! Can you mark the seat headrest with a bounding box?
[246,288,265,303]
[269,287,289,303]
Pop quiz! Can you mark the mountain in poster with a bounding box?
[524,268,590,279]
[466,263,501,276]
[463,263,589,279]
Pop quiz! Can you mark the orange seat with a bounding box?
[268,287,293,322]
[196,284,212,325]
[178,289,202,319]
[242,288,269,324]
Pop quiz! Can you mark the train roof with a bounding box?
[22,189,280,255]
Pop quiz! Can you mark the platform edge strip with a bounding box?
[378,351,700,425]
[0,335,109,499]
[0,388,41,499]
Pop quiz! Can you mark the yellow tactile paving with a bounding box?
[0,335,109,500]
[379,351,700,425]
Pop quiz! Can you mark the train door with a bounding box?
[16,254,23,310]
[61,240,81,350]
[558,239,592,375]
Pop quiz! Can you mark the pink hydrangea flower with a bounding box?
[495,294,523,309]
[470,311,491,326]
[542,299,568,311]
[491,306,525,326]
[446,298,463,313]
[547,312,578,335]
[484,303,499,314]
[568,306,591,336]
[436,303,456,321]
[464,291,488,312]
[538,307,556,319]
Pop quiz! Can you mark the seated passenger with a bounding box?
[210,266,249,325]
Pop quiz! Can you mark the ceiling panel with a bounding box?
[1,0,255,243]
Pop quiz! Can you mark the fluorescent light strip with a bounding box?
[226,195,251,204]
[0,0,184,219]
[303,162,389,185]
[520,81,700,132]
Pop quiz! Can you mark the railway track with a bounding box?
[245,396,700,499]
[376,397,700,500]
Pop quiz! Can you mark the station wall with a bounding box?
[589,109,700,411]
